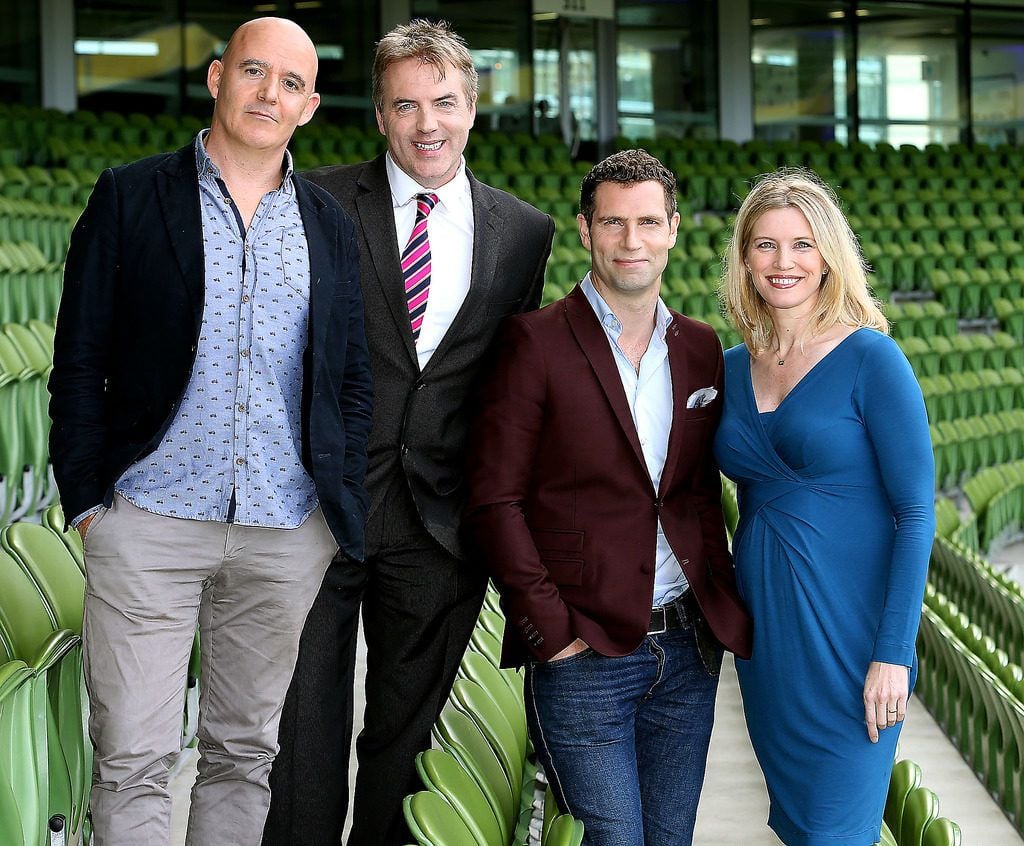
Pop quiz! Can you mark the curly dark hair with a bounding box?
[579,149,677,226]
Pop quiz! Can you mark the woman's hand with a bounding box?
[863,661,909,743]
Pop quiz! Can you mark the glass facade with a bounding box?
[616,0,718,140]
[74,0,184,116]
[971,7,1024,145]
[857,2,964,146]
[750,0,852,143]
[1,0,41,107]
[73,0,377,123]
[5,1,1024,152]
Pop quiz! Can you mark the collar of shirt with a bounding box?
[193,129,296,196]
[385,151,472,218]
[580,273,673,346]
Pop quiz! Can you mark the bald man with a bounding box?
[49,17,372,844]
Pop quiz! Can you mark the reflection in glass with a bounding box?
[750,1,850,143]
[971,10,1024,146]
[857,3,963,146]
[0,0,41,107]
[616,0,718,141]
[533,17,597,144]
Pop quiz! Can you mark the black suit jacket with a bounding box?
[48,144,373,561]
[304,155,553,558]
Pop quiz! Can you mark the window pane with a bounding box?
[750,0,850,143]
[857,2,963,146]
[617,0,718,141]
[0,0,41,107]
[75,0,183,116]
[971,9,1024,145]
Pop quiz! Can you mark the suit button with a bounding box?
[401,445,409,456]
[415,382,427,391]
[654,499,663,509]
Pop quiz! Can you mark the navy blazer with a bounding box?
[48,143,373,561]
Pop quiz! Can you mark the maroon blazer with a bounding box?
[464,285,752,667]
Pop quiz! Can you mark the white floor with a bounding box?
[168,539,1024,845]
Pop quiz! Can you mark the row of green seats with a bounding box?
[0,247,62,324]
[409,588,584,846]
[918,590,1024,835]
[865,241,1024,298]
[898,333,1022,377]
[994,298,1024,341]
[931,410,1024,489]
[919,368,1024,423]
[929,537,1024,669]
[0,198,79,264]
[0,517,89,846]
[883,757,961,846]
[931,268,1024,319]
[0,321,54,524]
[628,136,1024,178]
[886,301,958,341]
[961,462,1024,553]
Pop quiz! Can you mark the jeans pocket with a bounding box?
[537,647,595,671]
[694,616,724,677]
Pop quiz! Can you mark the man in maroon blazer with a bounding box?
[464,150,752,845]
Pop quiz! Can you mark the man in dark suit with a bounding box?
[264,18,553,846]
[48,18,372,845]
[464,150,753,845]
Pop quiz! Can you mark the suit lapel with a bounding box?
[296,178,335,369]
[659,317,690,496]
[565,286,647,469]
[424,170,499,372]
[155,146,204,318]
[354,156,418,366]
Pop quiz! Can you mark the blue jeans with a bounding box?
[525,627,721,846]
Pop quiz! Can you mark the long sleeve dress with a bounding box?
[713,328,935,846]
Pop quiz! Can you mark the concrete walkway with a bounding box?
[169,649,1023,845]
[169,541,1024,844]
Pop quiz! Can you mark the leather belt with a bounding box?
[648,590,695,635]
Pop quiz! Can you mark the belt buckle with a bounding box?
[649,605,669,635]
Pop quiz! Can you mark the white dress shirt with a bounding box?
[386,153,474,370]
[581,274,689,606]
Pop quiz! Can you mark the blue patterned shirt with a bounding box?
[115,131,318,527]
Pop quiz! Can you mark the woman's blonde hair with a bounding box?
[720,168,888,355]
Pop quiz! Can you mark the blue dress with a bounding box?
[713,329,935,846]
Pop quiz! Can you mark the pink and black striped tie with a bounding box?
[401,192,439,341]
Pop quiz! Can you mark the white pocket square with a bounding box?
[686,387,718,409]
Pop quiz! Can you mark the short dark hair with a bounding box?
[579,149,678,227]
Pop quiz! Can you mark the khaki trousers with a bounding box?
[82,494,337,846]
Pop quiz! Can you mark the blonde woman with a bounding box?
[713,169,934,845]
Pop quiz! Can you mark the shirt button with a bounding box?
[240,349,249,358]
[236,458,245,465]
[223,197,232,204]
[237,404,246,412]
[242,295,250,303]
